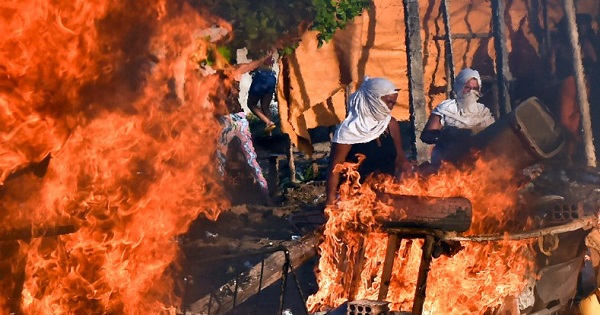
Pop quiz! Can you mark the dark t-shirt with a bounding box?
[346,131,397,182]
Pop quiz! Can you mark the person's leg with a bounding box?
[234,113,272,205]
[216,116,235,177]
[259,92,274,124]
[247,93,274,126]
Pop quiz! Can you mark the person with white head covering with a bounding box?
[420,68,495,166]
[325,77,412,205]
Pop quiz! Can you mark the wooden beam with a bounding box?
[440,0,455,97]
[562,0,597,167]
[432,33,493,41]
[491,0,513,116]
[377,234,401,301]
[412,235,435,315]
[188,232,318,315]
[402,0,428,163]
[347,235,367,302]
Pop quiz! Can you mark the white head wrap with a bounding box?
[332,77,398,144]
[453,68,481,98]
[453,68,482,114]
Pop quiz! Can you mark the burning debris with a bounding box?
[0,0,235,313]
[306,98,600,314]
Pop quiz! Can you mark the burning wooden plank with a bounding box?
[187,232,319,315]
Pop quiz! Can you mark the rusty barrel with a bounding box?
[471,96,565,171]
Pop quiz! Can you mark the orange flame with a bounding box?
[0,0,231,313]
[308,155,536,314]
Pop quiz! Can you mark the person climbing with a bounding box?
[247,54,278,135]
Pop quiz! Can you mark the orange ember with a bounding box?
[308,156,536,314]
[0,0,231,314]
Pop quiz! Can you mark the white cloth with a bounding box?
[332,77,397,144]
[432,99,495,130]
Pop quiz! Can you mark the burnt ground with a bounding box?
[179,125,331,315]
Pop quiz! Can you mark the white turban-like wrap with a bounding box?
[332,77,398,144]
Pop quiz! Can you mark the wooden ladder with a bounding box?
[437,0,514,117]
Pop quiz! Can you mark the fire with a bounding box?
[0,0,231,313]
[308,155,536,314]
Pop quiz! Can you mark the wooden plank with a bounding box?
[412,235,435,315]
[491,0,513,116]
[402,0,428,163]
[347,235,367,301]
[188,232,318,315]
[377,234,401,301]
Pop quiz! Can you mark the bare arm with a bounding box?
[420,114,443,144]
[424,114,442,131]
[388,117,411,174]
[230,53,274,80]
[325,142,352,205]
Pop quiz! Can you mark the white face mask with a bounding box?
[457,90,481,114]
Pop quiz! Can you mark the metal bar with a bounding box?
[382,215,597,242]
[253,259,266,314]
[278,250,290,315]
[232,274,240,310]
[412,235,435,315]
[287,251,310,315]
[182,275,192,315]
[441,215,597,242]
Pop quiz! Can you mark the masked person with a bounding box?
[325,77,412,206]
[420,68,495,167]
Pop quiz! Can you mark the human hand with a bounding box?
[395,159,415,180]
[401,159,414,173]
